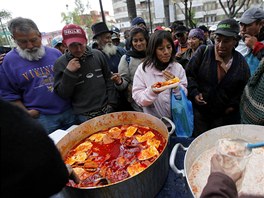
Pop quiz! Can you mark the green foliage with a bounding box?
[0,10,12,46]
[0,10,12,19]
[60,0,94,38]
[189,10,197,28]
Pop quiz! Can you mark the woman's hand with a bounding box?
[162,70,175,81]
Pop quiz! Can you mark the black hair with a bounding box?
[129,26,149,49]
[143,30,176,72]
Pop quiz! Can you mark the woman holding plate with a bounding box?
[132,30,187,120]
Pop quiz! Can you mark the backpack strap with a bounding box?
[125,54,131,65]
[203,45,208,56]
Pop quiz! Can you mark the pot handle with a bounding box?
[169,143,188,177]
[161,117,175,136]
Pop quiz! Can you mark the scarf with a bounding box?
[126,49,146,59]
[155,60,170,71]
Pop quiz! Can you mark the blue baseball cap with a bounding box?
[51,35,63,48]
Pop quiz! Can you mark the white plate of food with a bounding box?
[152,78,180,92]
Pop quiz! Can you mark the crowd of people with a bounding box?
[0,6,264,198]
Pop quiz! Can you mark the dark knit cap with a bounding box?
[199,25,209,33]
[174,25,189,34]
[131,17,146,26]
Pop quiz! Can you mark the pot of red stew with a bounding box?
[56,111,174,198]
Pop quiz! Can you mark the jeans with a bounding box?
[37,108,77,134]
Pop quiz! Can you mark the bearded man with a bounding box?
[91,22,131,111]
[0,17,76,134]
[91,22,126,73]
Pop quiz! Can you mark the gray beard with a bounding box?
[102,43,117,57]
[16,45,45,61]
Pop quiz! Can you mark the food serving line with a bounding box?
[49,112,264,198]
[49,114,194,198]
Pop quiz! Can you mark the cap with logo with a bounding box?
[62,24,87,47]
[214,18,239,38]
[239,7,264,25]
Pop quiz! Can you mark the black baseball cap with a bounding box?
[214,19,239,38]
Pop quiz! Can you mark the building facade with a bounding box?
[112,0,263,32]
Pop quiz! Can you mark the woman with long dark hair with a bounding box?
[132,30,187,119]
[111,26,149,111]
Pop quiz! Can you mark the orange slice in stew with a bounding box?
[138,146,159,161]
[136,131,155,143]
[125,126,138,137]
[75,141,93,152]
[65,151,87,165]
[127,162,145,176]
[108,127,122,139]
[147,138,161,148]
[89,133,106,142]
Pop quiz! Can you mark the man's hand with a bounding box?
[243,34,258,50]
[0,53,6,64]
[111,73,122,85]
[194,93,207,105]
[66,58,81,72]
[225,107,235,115]
[210,154,243,183]
[28,109,40,118]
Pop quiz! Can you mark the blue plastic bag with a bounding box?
[171,88,194,137]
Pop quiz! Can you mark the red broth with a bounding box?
[64,124,166,188]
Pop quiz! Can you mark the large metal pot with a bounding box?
[169,124,264,197]
[56,111,174,198]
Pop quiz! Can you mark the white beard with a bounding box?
[102,43,117,57]
[16,45,45,61]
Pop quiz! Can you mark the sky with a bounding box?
[1,0,113,32]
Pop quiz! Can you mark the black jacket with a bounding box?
[53,47,118,114]
[186,45,250,117]
[0,99,68,198]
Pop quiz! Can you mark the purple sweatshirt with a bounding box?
[0,46,71,114]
